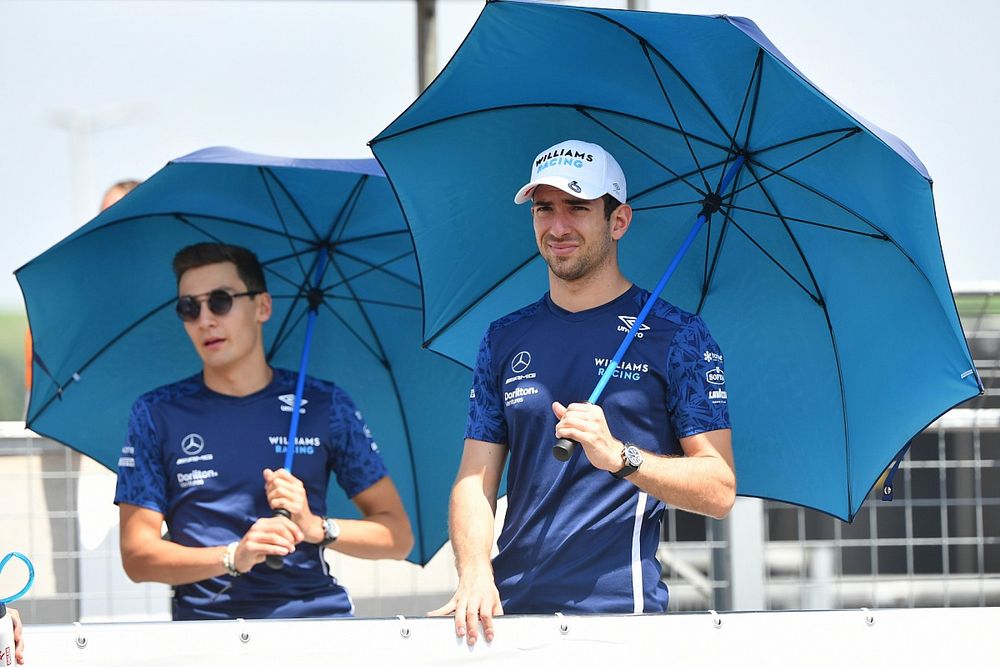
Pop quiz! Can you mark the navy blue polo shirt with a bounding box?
[115,368,387,620]
[466,285,729,614]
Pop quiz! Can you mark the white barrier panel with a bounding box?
[24,607,1000,665]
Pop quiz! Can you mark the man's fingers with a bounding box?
[427,598,456,617]
[551,401,567,419]
[465,602,481,645]
[453,599,468,638]
[480,606,495,643]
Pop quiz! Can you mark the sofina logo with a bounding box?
[706,366,726,385]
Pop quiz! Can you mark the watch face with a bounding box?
[624,446,643,467]
[324,518,340,541]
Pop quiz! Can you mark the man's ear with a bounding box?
[610,203,633,241]
[256,292,273,324]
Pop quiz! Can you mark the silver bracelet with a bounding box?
[222,541,241,577]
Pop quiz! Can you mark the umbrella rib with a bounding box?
[744,151,901,240]
[424,251,539,349]
[170,212,316,246]
[752,127,864,158]
[631,199,705,213]
[329,229,411,246]
[332,247,421,291]
[326,255,429,562]
[260,167,323,241]
[579,109,706,198]
[691,54,764,313]
[726,204,888,239]
[27,297,177,423]
[738,50,766,156]
[741,158,853,512]
[321,294,421,312]
[322,261,389,366]
[733,129,861,198]
[696,177,745,315]
[693,51,765,309]
[630,158,732,203]
[640,41,711,192]
[265,248,333,362]
[259,167,313,281]
[741,160,828,303]
[722,214,821,304]
[266,302,311,363]
[328,175,369,244]
[372,103,731,155]
[583,9,734,145]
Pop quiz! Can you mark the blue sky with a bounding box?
[2,0,997,311]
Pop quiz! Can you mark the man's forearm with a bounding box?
[628,452,736,519]
[324,512,413,560]
[449,476,497,577]
[122,539,229,586]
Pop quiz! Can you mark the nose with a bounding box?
[548,208,575,237]
[192,297,218,328]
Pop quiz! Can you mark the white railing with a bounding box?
[23,607,1000,666]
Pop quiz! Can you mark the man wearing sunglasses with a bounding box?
[114,242,413,620]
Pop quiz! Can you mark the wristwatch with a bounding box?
[319,516,341,546]
[611,443,644,479]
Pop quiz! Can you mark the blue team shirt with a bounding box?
[114,368,387,620]
[466,285,730,614]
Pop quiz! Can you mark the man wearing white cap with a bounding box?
[431,140,736,644]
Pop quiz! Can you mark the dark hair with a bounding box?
[172,243,267,293]
[603,194,623,220]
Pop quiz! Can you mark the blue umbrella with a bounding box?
[370,0,982,520]
[17,147,470,564]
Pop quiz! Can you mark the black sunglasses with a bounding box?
[175,290,261,322]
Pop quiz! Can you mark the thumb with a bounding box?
[551,401,567,419]
[263,468,274,482]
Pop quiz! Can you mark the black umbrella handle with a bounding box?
[265,508,292,570]
[552,438,578,461]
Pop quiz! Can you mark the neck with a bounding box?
[548,263,632,312]
[202,354,273,397]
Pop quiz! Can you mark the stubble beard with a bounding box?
[542,226,615,283]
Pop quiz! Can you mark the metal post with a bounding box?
[728,497,766,609]
[416,0,437,92]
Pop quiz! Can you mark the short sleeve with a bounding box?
[666,316,731,438]
[464,328,507,444]
[328,387,388,499]
[114,397,168,513]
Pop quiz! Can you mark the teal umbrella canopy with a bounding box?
[17,147,471,564]
[371,0,982,520]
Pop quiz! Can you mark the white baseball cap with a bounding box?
[513,139,627,205]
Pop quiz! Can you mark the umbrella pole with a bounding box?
[266,250,328,569]
[553,155,745,462]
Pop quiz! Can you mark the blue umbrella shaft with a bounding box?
[554,156,745,462]
[268,251,327,569]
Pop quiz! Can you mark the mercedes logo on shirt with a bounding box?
[511,350,532,374]
[181,433,205,455]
